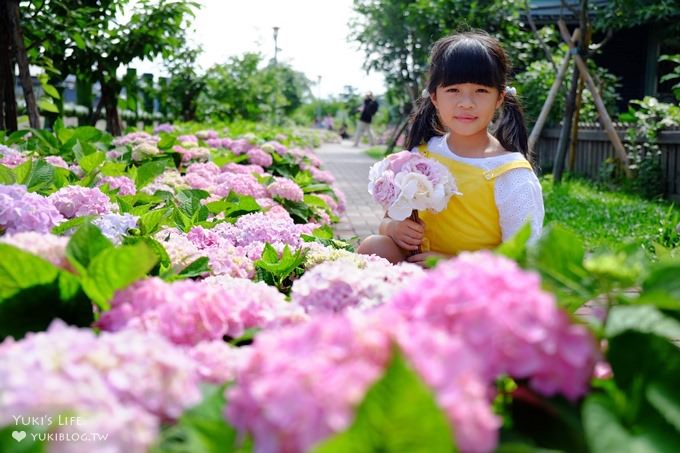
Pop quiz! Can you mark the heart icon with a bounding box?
[12,430,26,442]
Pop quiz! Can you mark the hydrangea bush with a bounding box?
[0,124,678,453]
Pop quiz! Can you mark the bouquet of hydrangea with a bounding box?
[368,150,460,244]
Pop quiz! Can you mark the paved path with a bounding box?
[315,140,384,245]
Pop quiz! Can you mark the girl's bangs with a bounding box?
[437,40,502,88]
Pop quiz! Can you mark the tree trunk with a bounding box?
[100,79,122,136]
[568,76,585,171]
[89,96,104,127]
[0,0,18,131]
[553,60,581,183]
[7,0,40,128]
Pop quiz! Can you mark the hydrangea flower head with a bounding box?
[389,251,598,400]
[49,186,115,218]
[267,177,304,202]
[0,184,64,234]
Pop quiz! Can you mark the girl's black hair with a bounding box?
[405,31,531,164]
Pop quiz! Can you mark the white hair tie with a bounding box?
[505,86,516,96]
[421,89,429,98]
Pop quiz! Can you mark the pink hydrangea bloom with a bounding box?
[332,187,347,213]
[228,138,254,155]
[186,162,221,178]
[186,340,250,384]
[113,131,159,146]
[308,166,336,184]
[49,186,115,218]
[97,175,137,195]
[227,310,499,453]
[141,169,188,195]
[0,231,70,268]
[155,228,204,272]
[44,155,69,169]
[187,226,222,249]
[267,177,304,202]
[389,251,598,400]
[196,129,219,140]
[225,211,316,250]
[246,148,273,167]
[0,184,65,233]
[0,320,203,452]
[175,145,211,163]
[221,162,265,175]
[177,134,198,144]
[154,123,175,134]
[204,243,255,278]
[205,137,223,148]
[97,276,301,345]
[315,193,339,216]
[0,145,27,167]
[291,258,424,314]
[214,173,268,198]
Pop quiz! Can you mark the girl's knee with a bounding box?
[357,235,407,264]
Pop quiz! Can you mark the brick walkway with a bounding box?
[315,140,384,245]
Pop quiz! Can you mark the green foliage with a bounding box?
[603,96,680,198]
[151,384,245,453]
[659,54,680,101]
[0,244,93,341]
[254,244,306,295]
[1,122,111,162]
[515,48,621,128]
[19,0,198,134]
[63,224,158,310]
[540,175,680,253]
[591,0,680,34]
[196,53,311,123]
[0,423,47,452]
[314,347,455,453]
[205,192,262,223]
[301,225,354,251]
[161,44,206,122]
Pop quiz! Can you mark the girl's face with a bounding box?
[431,83,504,138]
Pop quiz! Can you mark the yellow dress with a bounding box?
[417,144,533,255]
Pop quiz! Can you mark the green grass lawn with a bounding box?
[364,146,388,160]
[541,175,679,252]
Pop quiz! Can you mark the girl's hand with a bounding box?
[387,218,424,251]
[406,251,448,267]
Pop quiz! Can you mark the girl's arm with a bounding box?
[379,216,425,251]
[495,169,545,243]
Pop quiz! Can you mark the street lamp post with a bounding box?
[272,26,280,125]
[273,26,280,64]
[316,75,322,125]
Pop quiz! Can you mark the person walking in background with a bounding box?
[357,31,544,265]
[353,92,379,147]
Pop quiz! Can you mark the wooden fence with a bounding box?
[535,125,680,202]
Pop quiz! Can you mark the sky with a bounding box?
[129,0,386,99]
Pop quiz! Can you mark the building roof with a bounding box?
[525,0,609,25]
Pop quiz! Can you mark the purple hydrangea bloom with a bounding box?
[0,184,64,234]
[48,186,115,218]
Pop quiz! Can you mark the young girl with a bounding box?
[358,31,544,265]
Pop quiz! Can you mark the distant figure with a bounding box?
[338,122,350,139]
[322,114,334,131]
[353,92,379,147]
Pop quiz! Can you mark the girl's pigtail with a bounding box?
[405,94,441,151]
[494,91,532,166]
